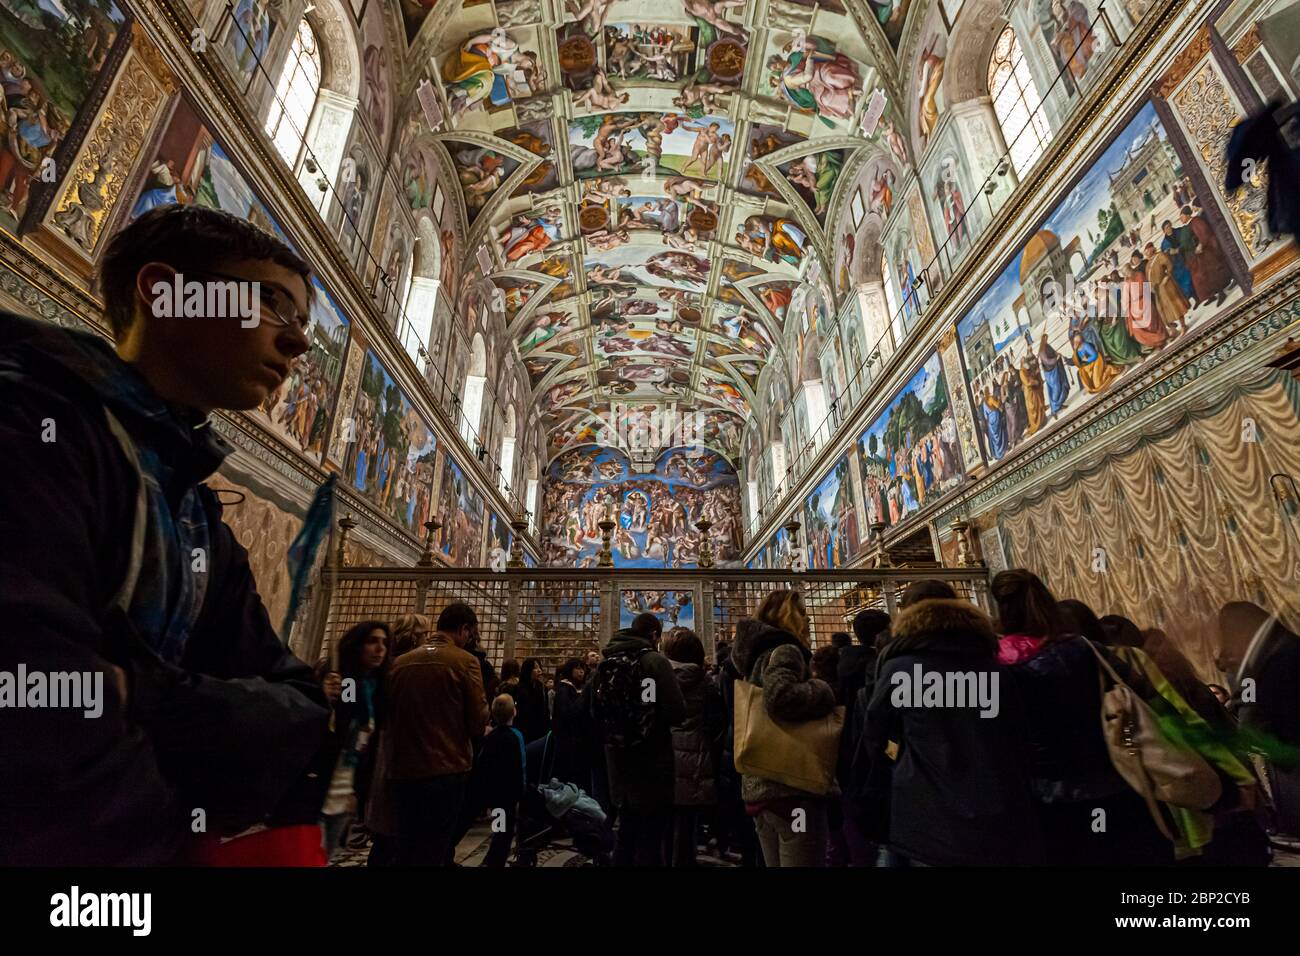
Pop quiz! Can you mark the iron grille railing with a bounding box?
[306,567,992,674]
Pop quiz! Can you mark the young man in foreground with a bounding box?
[0,204,330,864]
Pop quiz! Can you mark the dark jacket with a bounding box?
[837,643,876,778]
[730,620,837,803]
[669,660,724,806]
[474,724,526,809]
[592,628,686,809]
[837,644,876,717]
[1010,637,1176,864]
[1237,621,1300,747]
[552,677,593,786]
[863,599,1043,866]
[305,670,383,816]
[470,648,499,704]
[514,678,550,743]
[1008,637,1134,803]
[0,312,328,865]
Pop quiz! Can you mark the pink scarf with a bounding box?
[998,633,1046,665]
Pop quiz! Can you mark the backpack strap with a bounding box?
[101,406,147,616]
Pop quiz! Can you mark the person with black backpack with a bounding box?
[590,611,686,866]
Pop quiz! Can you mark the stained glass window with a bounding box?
[987,25,1053,177]
[264,19,322,167]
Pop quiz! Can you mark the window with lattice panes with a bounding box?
[987,25,1053,178]
[264,19,322,167]
[880,253,901,341]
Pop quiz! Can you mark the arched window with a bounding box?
[264,19,322,167]
[498,406,517,496]
[987,25,1052,177]
[460,333,487,446]
[399,245,416,321]
[525,477,539,534]
[880,253,901,339]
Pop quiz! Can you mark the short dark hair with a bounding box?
[663,628,705,666]
[98,204,313,340]
[1100,614,1145,648]
[631,611,662,641]
[811,645,840,683]
[830,632,852,649]
[899,580,958,610]
[1058,599,1105,644]
[437,602,478,635]
[852,610,890,645]
[558,657,585,681]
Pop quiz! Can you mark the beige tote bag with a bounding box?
[1083,640,1222,839]
[733,679,845,796]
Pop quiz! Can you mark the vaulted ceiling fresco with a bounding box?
[413,0,919,467]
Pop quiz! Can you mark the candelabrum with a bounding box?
[696,519,714,569]
[336,512,356,569]
[782,519,802,570]
[508,516,529,568]
[950,518,981,568]
[868,521,890,568]
[596,518,616,568]
[417,516,442,568]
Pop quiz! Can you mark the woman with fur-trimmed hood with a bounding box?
[731,589,838,867]
[862,597,1043,866]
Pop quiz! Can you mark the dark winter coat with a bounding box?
[0,311,328,865]
[669,660,724,806]
[730,620,837,803]
[552,678,593,786]
[837,644,876,718]
[1008,637,1136,804]
[837,643,876,778]
[305,670,383,816]
[863,599,1043,866]
[514,678,550,743]
[591,629,686,809]
[1009,637,1176,864]
[470,648,499,703]
[474,724,526,810]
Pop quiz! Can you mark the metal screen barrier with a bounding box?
[308,567,991,673]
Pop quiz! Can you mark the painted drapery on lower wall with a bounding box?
[994,371,1300,680]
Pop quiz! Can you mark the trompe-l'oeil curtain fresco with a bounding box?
[998,371,1300,680]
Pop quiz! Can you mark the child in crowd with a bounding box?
[476,694,527,867]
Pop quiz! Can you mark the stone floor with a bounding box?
[329,825,1300,868]
[329,821,739,868]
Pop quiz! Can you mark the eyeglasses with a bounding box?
[188,269,310,332]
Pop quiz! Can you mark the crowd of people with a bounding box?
[7,203,1296,872]
[311,572,1300,868]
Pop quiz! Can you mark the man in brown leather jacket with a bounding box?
[384,602,488,865]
